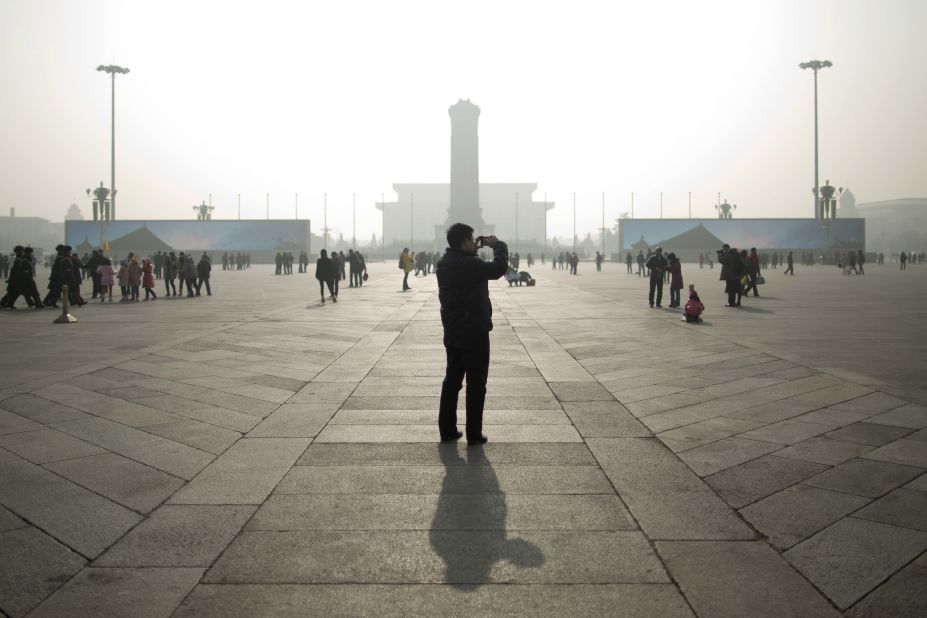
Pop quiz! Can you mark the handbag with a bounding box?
[756,275,766,285]
[363,272,368,281]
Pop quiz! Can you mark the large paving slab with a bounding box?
[1,262,926,614]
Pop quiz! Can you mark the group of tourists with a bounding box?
[313,249,368,303]
[552,252,580,274]
[1,245,214,309]
[274,251,302,275]
[221,252,252,271]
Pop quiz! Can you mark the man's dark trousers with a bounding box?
[439,332,490,442]
[648,274,663,306]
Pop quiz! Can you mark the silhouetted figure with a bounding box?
[645,247,667,308]
[784,250,794,275]
[315,249,336,304]
[719,244,744,306]
[436,224,507,445]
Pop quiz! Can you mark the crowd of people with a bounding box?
[1,245,214,309]
[313,249,368,303]
[221,252,252,271]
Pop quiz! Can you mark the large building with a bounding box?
[0,208,63,253]
[376,100,553,251]
[377,183,552,252]
[839,190,927,253]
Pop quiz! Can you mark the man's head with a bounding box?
[446,222,476,252]
[654,246,663,255]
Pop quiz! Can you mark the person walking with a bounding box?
[127,255,142,302]
[164,252,178,296]
[182,255,197,297]
[626,252,633,274]
[668,253,683,308]
[783,250,794,275]
[97,257,115,302]
[315,249,337,303]
[645,247,668,308]
[857,249,866,275]
[142,258,157,300]
[196,253,212,296]
[436,224,508,445]
[743,247,761,297]
[636,250,645,276]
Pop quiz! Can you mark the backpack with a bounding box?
[398,255,404,269]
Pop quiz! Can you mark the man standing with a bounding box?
[784,250,795,275]
[645,246,668,308]
[719,245,744,306]
[400,248,413,290]
[436,224,508,445]
[196,253,212,296]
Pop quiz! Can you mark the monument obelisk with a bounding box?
[447,99,489,230]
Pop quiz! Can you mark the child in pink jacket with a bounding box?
[96,258,115,302]
[683,284,704,323]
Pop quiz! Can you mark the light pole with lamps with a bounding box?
[799,59,832,220]
[572,193,577,253]
[514,192,519,255]
[352,193,356,250]
[601,192,606,258]
[96,64,129,220]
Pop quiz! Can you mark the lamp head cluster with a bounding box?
[799,60,832,71]
[96,65,130,75]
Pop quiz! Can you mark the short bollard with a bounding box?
[53,284,78,324]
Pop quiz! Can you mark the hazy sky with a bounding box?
[1,0,924,241]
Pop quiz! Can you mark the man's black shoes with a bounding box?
[441,430,463,443]
[467,435,488,446]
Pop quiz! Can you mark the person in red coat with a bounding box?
[142,258,158,301]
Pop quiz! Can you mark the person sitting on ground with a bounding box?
[683,284,704,323]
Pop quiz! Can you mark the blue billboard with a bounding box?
[65,220,311,253]
[620,218,865,252]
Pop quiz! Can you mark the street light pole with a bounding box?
[410,192,414,248]
[323,193,328,252]
[543,192,548,253]
[800,60,832,220]
[601,192,605,257]
[515,192,519,254]
[295,193,298,219]
[572,192,576,252]
[631,192,634,219]
[352,193,356,250]
[96,65,129,220]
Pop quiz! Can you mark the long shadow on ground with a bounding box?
[430,445,544,590]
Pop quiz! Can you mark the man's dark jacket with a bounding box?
[436,241,508,348]
[315,256,333,281]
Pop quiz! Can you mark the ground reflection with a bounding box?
[429,444,544,590]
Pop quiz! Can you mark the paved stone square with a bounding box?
[1,260,926,616]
